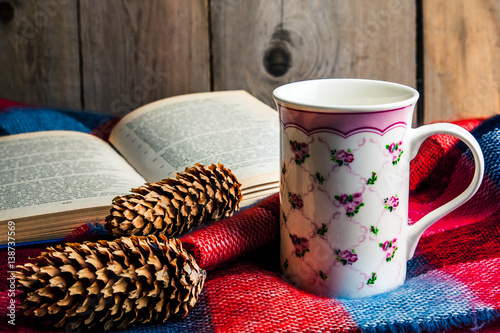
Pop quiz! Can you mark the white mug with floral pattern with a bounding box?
[273,79,484,298]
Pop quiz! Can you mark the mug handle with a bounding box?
[406,123,485,260]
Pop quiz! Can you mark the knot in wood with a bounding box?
[263,43,291,77]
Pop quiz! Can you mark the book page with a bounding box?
[109,91,280,187]
[0,131,146,221]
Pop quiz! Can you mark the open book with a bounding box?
[0,91,280,245]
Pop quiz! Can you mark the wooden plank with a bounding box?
[79,0,210,116]
[211,0,417,109]
[0,0,81,109]
[423,0,500,123]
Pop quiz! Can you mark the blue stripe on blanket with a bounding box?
[467,116,500,186]
[0,107,113,136]
[339,269,498,333]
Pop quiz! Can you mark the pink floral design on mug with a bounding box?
[289,234,310,258]
[335,192,364,217]
[290,140,310,165]
[335,249,358,266]
[288,192,304,210]
[387,141,404,165]
[384,195,399,212]
[330,149,354,166]
[380,238,398,262]
[275,79,484,298]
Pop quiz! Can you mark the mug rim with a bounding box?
[273,78,419,113]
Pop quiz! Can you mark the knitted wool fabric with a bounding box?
[180,193,280,270]
[1,101,499,332]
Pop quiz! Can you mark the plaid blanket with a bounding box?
[0,100,499,332]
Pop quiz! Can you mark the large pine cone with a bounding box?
[16,235,206,331]
[105,163,242,237]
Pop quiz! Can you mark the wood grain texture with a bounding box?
[423,0,500,123]
[79,0,210,115]
[211,0,417,108]
[0,0,81,109]
[4,0,499,122]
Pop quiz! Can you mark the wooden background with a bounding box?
[0,0,498,124]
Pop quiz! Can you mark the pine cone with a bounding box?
[16,235,206,331]
[105,163,242,237]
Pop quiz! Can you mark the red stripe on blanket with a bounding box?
[440,258,500,309]
[409,118,484,191]
[90,117,121,141]
[410,157,500,236]
[205,262,360,333]
[0,246,51,333]
[415,213,500,268]
[181,194,280,270]
[0,99,26,111]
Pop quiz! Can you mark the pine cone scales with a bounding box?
[105,163,242,237]
[16,235,206,331]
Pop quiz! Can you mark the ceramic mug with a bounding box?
[273,79,484,298]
